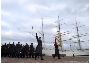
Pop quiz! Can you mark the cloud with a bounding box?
[1,21,11,28]
[1,0,89,50]
[1,10,11,17]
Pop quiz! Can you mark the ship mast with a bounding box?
[42,18,45,50]
[58,16,61,40]
[57,16,62,50]
[75,17,81,50]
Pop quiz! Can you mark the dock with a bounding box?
[1,56,89,63]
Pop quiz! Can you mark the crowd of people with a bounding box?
[1,42,36,58]
[1,33,44,60]
[1,33,61,60]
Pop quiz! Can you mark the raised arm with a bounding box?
[36,33,38,41]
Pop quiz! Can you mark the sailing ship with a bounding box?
[42,16,89,56]
[31,16,89,56]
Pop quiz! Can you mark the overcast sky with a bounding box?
[1,0,89,50]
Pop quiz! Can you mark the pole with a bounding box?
[58,16,62,51]
[42,18,45,50]
[75,17,81,50]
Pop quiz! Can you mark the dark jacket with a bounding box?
[10,44,16,54]
[7,44,11,53]
[36,35,42,54]
[3,45,8,53]
[23,45,29,55]
[16,44,21,54]
[30,45,34,53]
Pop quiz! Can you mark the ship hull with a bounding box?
[42,50,89,56]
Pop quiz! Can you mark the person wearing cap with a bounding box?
[16,42,22,58]
[29,43,34,58]
[10,42,16,58]
[35,33,44,60]
[24,43,29,58]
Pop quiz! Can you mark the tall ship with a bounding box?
[32,16,89,56]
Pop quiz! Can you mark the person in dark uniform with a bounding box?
[35,33,44,60]
[10,42,16,58]
[21,45,25,58]
[24,43,29,58]
[16,42,22,58]
[53,43,61,59]
[29,43,34,58]
[35,46,40,58]
[1,45,4,57]
[7,42,11,57]
[3,43,8,57]
[20,44,23,58]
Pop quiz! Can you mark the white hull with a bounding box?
[42,50,89,56]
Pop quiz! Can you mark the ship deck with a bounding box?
[1,56,89,63]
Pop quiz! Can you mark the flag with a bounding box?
[60,40,62,47]
[58,32,60,36]
[54,38,57,46]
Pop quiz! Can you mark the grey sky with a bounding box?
[1,0,89,50]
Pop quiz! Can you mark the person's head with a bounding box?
[39,37,41,40]
[13,42,14,44]
[26,43,28,45]
[31,43,33,45]
[5,43,6,45]
[18,42,20,44]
